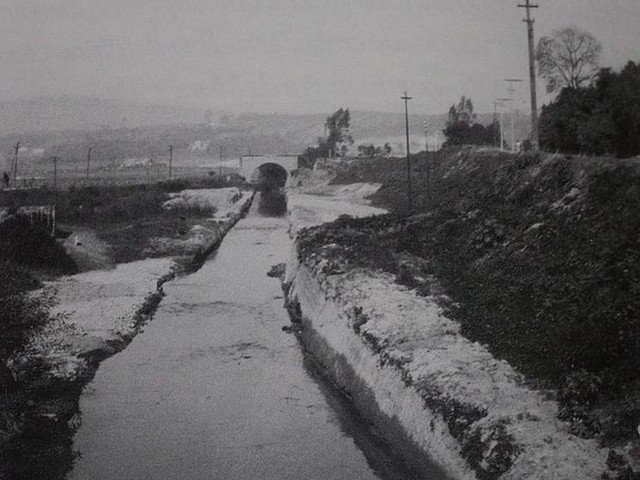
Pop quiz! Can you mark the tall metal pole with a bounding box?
[168,145,173,179]
[518,0,539,149]
[401,92,413,213]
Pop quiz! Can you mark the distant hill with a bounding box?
[0,96,205,135]
[0,96,531,170]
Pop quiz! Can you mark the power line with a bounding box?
[518,0,540,149]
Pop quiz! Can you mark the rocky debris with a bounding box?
[267,262,286,279]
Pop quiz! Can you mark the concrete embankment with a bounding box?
[283,245,609,480]
[16,189,254,379]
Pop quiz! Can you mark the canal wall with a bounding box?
[283,246,609,480]
[1,189,254,480]
[18,189,254,379]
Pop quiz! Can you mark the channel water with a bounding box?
[68,199,433,480]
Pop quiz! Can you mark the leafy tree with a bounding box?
[443,96,499,147]
[301,107,354,167]
[608,61,640,158]
[539,62,640,157]
[536,27,602,93]
[357,144,377,158]
[539,87,594,154]
[356,143,390,158]
[447,96,476,125]
[319,108,353,157]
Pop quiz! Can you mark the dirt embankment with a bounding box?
[283,152,640,479]
[0,185,253,480]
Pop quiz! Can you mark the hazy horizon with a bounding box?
[2,0,639,119]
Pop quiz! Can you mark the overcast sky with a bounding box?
[1,0,639,115]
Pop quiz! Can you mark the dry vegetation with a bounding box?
[299,148,640,459]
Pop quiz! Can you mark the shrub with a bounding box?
[0,265,51,390]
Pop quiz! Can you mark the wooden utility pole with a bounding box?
[423,120,430,204]
[497,98,511,151]
[12,142,20,187]
[219,144,223,176]
[168,145,173,179]
[86,147,92,179]
[493,101,501,147]
[401,92,413,213]
[505,78,523,150]
[52,156,58,190]
[518,0,539,149]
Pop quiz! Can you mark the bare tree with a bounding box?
[536,27,602,93]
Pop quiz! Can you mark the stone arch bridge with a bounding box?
[237,155,299,188]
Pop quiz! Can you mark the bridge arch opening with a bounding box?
[249,163,288,217]
[249,163,288,190]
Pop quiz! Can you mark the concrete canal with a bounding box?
[69,197,440,479]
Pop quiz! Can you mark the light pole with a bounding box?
[401,92,413,213]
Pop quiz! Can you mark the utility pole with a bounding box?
[505,78,523,150]
[12,142,20,187]
[168,145,173,179]
[401,91,413,213]
[86,147,92,179]
[493,101,500,147]
[518,0,539,149]
[219,144,223,176]
[52,156,58,191]
[497,98,511,151]
[423,119,430,204]
[324,122,328,164]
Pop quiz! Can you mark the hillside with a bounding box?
[0,98,532,177]
[300,149,640,474]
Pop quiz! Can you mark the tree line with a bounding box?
[441,27,640,158]
[539,61,640,158]
[442,96,501,148]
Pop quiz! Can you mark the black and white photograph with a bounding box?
[1,1,640,479]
